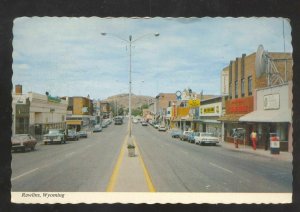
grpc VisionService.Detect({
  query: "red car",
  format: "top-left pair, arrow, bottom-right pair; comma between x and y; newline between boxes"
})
11,134 -> 37,152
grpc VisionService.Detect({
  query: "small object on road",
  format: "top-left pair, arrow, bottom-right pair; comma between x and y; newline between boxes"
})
127,144 -> 135,157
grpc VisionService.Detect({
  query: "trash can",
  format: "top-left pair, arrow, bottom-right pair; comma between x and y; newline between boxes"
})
270,133 -> 280,154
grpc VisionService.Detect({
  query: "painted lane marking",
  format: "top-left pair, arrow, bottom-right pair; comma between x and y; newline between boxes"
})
209,162 -> 233,174
133,136 -> 156,192
106,135 -> 128,192
65,151 -> 76,158
11,168 -> 39,181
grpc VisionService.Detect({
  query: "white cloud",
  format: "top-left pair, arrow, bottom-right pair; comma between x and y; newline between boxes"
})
12,17 -> 292,99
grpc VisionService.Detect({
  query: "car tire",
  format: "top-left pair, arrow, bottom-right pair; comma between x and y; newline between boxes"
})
31,146 -> 35,151
44,141 -> 48,145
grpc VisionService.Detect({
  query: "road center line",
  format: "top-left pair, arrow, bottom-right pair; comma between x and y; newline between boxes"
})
105,134 -> 128,192
11,168 -> 39,181
133,137 -> 156,192
209,162 -> 233,174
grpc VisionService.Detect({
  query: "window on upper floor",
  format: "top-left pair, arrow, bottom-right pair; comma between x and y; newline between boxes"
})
235,80 -> 238,98
241,78 -> 245,97
229,83 -> 232,99
248,76 -> 253,96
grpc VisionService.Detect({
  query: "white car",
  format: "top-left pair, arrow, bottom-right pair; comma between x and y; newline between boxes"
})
158,125 -> 167,131
194,132 -> 219,146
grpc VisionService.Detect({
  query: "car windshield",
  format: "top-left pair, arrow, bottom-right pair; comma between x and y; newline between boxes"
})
48,130 -> 60,134
202,133 -> 214,137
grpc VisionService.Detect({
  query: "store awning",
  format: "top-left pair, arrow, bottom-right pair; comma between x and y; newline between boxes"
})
239,110 -> 291,123
201,119 -> 221,124
217,114 -> 245,122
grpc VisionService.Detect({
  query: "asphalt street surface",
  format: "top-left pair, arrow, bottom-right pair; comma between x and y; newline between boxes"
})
12,119 -> 292,192
133,123 -> 292,192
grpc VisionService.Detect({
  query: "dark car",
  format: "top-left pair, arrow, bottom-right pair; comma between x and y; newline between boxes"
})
114,117 -> 123,125
67,130 -> 80,141
11,134 -> 37,152
78,130 -> 88,138
170,129 -> 181,138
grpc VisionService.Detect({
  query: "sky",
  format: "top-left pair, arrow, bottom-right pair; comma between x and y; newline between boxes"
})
12,17 -> 292,100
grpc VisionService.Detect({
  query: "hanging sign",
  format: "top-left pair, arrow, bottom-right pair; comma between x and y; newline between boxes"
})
188,99 -> 200,107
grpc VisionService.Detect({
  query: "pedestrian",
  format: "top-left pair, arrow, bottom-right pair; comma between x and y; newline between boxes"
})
250,130 -> 257,150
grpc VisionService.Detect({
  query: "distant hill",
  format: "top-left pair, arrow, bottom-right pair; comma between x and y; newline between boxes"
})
104,93 -> 154,109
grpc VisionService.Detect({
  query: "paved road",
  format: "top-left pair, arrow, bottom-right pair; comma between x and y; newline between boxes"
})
11,123 -> 126,192
133,123 -> 292,192
12,120 -> 292,192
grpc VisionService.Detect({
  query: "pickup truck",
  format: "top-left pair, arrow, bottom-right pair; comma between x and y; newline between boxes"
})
43,129 -> 66,145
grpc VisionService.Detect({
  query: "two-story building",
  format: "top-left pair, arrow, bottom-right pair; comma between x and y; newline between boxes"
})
12,85 -> 68,140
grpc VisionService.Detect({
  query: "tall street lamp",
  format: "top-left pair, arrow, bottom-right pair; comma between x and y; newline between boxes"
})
101,32 -> 159,140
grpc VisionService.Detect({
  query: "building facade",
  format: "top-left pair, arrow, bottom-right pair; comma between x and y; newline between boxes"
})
12,85 -> 68,139
65,96 -> 94,131
219,51 -> 293,151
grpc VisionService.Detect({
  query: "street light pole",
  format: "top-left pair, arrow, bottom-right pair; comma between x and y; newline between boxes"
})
101,32 -> 159,140
129,35 -> 132,137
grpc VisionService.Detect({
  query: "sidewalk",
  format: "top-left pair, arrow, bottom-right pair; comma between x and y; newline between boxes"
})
106,135 -> 155,192
220,140 -> 293,162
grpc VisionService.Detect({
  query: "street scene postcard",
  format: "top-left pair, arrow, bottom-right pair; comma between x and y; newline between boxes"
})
11,17 -> 293,204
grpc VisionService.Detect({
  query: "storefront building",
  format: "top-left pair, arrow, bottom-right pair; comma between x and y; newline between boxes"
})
199,96 -> 222,138
66,96 -> 94,131
219,51 -> 292,146
239,82 -> 292,152
12,85 -> 68,139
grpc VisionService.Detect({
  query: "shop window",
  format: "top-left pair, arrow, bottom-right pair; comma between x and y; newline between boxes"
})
241,78 -> 245,97
248,76 -> 253,95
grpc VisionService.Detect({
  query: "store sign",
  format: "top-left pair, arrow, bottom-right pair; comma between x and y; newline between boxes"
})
188,99 -> 200,107
48,95 -> 61,103
226,96 -> 253,114
264,94 -> 280,110
203,107 -> 215,114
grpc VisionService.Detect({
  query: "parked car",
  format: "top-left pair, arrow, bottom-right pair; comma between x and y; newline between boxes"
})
114,117 -> 123,125
67,130 -> 80,141
78,130 -> 88,138
170,129 -> 181,138
180,131 -> 194,141
43,129 -> 66,145
102,122 -> 108,128
187,132 -> 200,143
158,125 -> 167,131
93,124 -> 102,132
11,134 -> 37,152
141,121 -> 148,126
133,119 -> 138,124
194,132 -> 219,145
154,124 -> 160,129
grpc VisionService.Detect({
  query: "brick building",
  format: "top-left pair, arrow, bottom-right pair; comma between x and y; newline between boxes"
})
219,50 -> 293,151
65,96 -> 94,131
